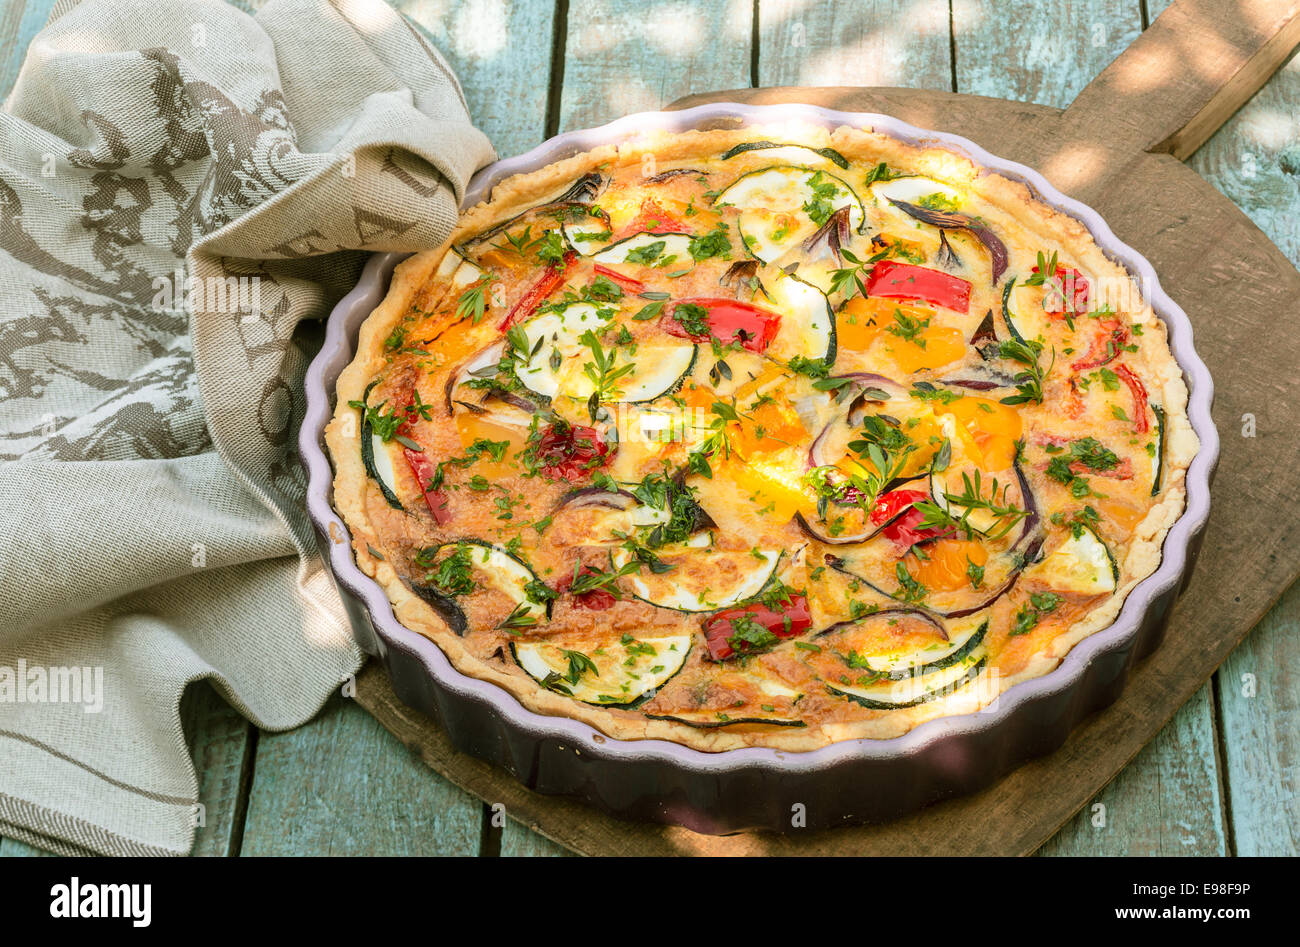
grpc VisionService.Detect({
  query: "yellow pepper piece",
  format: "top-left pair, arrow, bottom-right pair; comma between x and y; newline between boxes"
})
717,452 -> 811,522
908,539 -> 988,592
881,325 -> 967,374
935,397 -> 1022,470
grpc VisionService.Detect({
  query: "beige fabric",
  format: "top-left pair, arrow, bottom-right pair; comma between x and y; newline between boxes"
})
0,0 -> 494,855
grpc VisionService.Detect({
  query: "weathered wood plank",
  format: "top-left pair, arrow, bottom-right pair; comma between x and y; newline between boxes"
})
501,818 -> 574,856
0,0 -> 57,103
947,0 -> 1230,857
240,692 -> 483,856
1037,685 -> 1228,855
757,0 -> 951,91
557,0 -> 754,133
396,0 -> 560,158
0,0 -> 29,100
1150,0 -> 1299,859
0,0 -> 557,160
180,680 -> 256,857
1067,0 -> 1300,160
0,679 -> 253,858
1184,46 -> 1300,263
1215,584 -> 1300,855
0,838 -> 52,857
953,0 -> 1142,108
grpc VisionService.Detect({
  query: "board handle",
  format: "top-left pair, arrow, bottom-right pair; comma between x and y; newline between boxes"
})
1066,0 -> 1300,160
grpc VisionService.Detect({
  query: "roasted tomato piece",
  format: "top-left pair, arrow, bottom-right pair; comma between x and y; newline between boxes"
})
591,263 -> 645,294
1114,363 -> 1150,434
870,488 -> 949,549
615,198 -> 687,239
1032,262 -> 1090,315
703,593 -> 813,661
555,565 -> 617,610
1070,318 -> 1128,370
534,422 -> 612,481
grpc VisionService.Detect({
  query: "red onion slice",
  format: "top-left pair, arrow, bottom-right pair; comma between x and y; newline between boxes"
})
887,198 -> 1008,285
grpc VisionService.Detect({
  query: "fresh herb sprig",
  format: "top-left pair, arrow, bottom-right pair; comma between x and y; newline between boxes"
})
998,336 -> 1054,405
455,276 -> 494,324
1010,591 -> 1063,637
579,329 -> 637,421
886,307 -> 930,347
914,470 -> 1030,541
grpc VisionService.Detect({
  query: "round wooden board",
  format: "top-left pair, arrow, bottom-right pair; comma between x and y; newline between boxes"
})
353,0 -> 1300,855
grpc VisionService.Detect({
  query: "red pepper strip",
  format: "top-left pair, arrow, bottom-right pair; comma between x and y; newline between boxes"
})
870,488 -> 951,550
556,565 -> 615,611
864,260 -> 971,314
1064,377 -> 1086,420
1039,457 -> 1135,480
500,252 -> 577,329
535,422 -> 612,481
1073,458 -> 1134,479
592,263 -> 645,295
1114,364 -> 1150,434
402,448 -> 453,525
661,297 -> 782,353
1032,263 -> 1090,315
386,376 -> 454,524
614,198 -> 687,240
1070,318 -> 1128,370
702,593 -> 813,661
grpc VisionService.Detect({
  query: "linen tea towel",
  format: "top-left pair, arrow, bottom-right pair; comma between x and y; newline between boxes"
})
0,0 -> 494,855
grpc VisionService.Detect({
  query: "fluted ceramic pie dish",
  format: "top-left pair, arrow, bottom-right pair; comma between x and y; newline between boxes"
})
300,102 -> 1217,833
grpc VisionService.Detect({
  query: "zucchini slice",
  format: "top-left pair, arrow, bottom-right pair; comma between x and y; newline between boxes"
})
512,633 -> 691,706
825,654 -> 986,709
563,341 -> 697,405
562,217 -> 616,255
362,428 -> 403,510
618,342 -> 697,403
765,271 -> 837,365
868,175 -> 964,229
1001,277 -> 1051,345
1026,525 -> 1119,595
591,231 -> 694,267
516,302 -> 696,404
358,382 -> 403,510
1150,403 -> 1166,496
645,709 -> 807,728
423,540 -> 552,627
716,166 -> 865,264
720,140 -> 849,168
928,467 -> 1001,534
435,247 -> 486,288
609,544 -> 781,612
515,302 -> 613,399
831,617 -> 989,677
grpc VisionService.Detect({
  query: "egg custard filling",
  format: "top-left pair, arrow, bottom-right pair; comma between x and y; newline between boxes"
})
327,125 -> 1197,750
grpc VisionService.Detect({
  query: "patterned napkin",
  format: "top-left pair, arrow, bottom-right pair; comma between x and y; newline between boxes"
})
0,0 -> 493,855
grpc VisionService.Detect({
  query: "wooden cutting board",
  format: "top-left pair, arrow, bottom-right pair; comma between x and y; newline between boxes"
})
354,0 -> 1300,855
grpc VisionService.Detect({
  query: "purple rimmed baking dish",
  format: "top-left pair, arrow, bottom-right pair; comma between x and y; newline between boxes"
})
299,102 -> 1218,834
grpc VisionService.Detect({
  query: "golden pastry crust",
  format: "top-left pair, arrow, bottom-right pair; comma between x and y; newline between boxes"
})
327,122 -> 1196,751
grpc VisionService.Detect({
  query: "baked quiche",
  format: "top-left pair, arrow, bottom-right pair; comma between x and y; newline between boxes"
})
327,124 -> 1197,751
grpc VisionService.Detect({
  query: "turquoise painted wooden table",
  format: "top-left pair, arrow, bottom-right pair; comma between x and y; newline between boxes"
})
1,0 -> 1295,857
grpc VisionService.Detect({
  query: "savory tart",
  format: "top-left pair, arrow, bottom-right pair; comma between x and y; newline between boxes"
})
327,123 -> 1197,751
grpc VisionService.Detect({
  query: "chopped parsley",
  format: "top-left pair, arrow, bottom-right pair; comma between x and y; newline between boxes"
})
624,240 -> 666,265
688,224 -> 732,261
